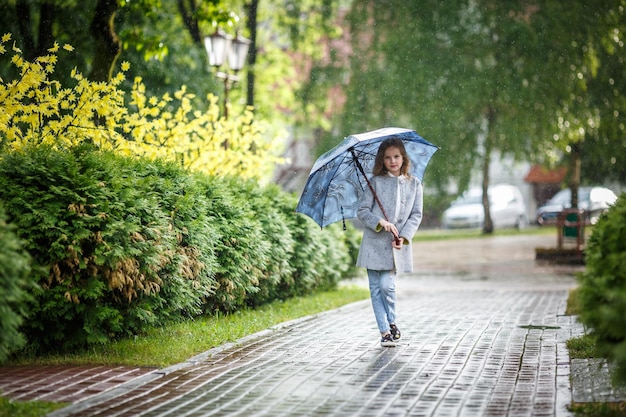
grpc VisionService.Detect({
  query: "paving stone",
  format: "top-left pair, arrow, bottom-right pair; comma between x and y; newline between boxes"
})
0,365 -> 156,403
571,358 -> 626,403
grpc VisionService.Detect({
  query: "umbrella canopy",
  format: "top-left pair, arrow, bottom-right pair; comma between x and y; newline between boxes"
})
296,127 -> 439,228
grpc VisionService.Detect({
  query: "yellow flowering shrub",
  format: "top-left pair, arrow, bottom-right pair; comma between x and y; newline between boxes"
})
0,33 -> 282,181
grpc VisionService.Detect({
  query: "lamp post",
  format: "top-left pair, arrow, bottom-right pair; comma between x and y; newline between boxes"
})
204,29 -> 251,120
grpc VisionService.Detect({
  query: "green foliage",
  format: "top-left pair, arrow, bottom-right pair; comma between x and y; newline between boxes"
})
0,0 -> 345,142
308,0 -> 626,193
0,144 -> 203,350
233,182 -> 298,307
285,212 -> 359,297
0,206 -> 33,362
196,176 -> 359,312
570,402 -> 626,417
0,33 -> 282,183
551,1 -> 626,183
567,334 -> 600,360
198,176 -> 275,312
567,287 -> 583,316
0,145 -> 359,354
578,193 -> 626,385
0,396 -> 64,417
0,3 -> 361,357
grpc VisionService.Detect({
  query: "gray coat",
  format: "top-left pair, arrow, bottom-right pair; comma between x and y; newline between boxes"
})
356,175 -> 423,273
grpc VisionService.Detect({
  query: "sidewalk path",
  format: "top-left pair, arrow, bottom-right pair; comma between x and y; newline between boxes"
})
2,233 -> 587,416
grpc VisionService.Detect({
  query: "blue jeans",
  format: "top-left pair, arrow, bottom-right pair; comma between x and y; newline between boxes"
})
367,269 -> 396,334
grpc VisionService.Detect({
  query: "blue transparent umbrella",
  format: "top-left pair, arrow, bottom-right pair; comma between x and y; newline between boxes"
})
296,127 -> 439,228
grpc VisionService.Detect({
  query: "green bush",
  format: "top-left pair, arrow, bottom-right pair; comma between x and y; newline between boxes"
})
286,211 -> 359,297
578,192 -> 626,385
196,177 -> 359,312
125,160 -> 219,319
234,182 -> 297,307
247,182 -> 361,301
0,144 -> 360,354
0,144 -> 212,350
197,176 -> 275,313
0,205 -> 33,361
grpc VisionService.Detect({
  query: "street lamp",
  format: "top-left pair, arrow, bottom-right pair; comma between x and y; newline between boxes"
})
204,29 -> 251,120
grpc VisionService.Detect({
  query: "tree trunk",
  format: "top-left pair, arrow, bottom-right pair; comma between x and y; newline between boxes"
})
37,2 -> 56,57
482,109 -> 496,235
569,141 -> 582,209
177,0 -> 201,43
481,132 -> 494,234
15,0 -> 55,61
88,0 -> 121,82
15,0 -> 35,59
244,0 -> 259,108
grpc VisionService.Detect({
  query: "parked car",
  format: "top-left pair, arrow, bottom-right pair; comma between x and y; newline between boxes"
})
535,186 -> 618,225
441,184 -> 528,229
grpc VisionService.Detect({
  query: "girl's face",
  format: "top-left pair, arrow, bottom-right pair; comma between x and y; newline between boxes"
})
383,146 -> 404,176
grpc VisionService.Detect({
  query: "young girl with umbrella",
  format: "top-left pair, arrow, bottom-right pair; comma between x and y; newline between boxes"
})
356,137 -> 424,347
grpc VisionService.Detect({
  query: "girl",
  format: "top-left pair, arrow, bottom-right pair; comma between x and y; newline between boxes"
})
356,137 -> 424,347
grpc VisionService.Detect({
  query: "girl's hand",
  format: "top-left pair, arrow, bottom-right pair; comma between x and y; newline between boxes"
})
379,219 -> 399,237
392,237 -> 403,250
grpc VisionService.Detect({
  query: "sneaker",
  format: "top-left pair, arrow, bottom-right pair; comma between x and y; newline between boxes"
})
381,333 -> 396,347
390,324 -> 401,341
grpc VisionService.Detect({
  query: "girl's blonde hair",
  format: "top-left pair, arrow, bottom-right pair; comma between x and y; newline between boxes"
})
373,137 -> 411,177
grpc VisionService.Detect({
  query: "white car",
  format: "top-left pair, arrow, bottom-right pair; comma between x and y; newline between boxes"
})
442,184 -> 528,229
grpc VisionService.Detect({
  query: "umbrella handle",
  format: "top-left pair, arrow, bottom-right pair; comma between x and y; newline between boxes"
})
350,148 -> 401,245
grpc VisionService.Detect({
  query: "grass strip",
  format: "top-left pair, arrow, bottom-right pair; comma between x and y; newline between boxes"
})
413,225 -> 556,241
0,397 -> 65,417
9,285 -> 369,368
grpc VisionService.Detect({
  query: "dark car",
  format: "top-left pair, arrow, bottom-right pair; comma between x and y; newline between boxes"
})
536,186 -> 618,225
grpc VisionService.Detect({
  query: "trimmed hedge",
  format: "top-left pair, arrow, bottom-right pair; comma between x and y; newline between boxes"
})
0,144 -> 359,355
578,192 -> 626,385
0,206 -> 33,362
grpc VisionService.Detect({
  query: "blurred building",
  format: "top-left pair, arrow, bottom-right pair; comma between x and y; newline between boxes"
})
523,165 -> 567,208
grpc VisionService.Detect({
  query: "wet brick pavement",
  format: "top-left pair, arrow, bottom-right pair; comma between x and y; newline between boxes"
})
0,365 -> 156,404
571,359 -> 626,403
3,233 -> 615,416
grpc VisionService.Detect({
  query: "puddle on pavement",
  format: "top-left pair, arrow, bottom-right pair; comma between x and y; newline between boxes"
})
457,272 -> 490,281
518,324 -> 561,330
